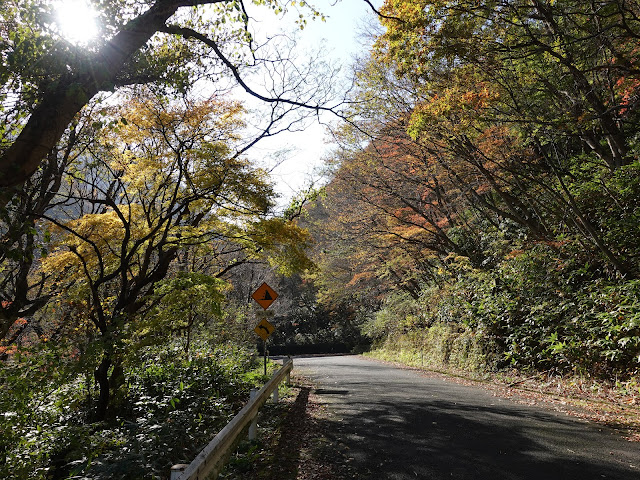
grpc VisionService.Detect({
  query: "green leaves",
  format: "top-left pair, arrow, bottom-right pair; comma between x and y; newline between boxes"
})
0,341 -> 261,479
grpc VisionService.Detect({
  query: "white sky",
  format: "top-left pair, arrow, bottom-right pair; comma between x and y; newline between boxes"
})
240,0 -> 383,208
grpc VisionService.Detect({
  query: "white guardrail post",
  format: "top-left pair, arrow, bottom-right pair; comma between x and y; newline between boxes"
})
248,389 -> 258,440
171,358 -> 293,480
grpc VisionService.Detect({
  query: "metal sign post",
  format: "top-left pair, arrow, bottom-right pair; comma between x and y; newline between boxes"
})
263,339 -> 267,376
254,317 -> 275,376
252,283 -> 278,376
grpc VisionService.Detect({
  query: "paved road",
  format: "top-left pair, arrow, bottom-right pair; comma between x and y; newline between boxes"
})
293,355 -> 639,480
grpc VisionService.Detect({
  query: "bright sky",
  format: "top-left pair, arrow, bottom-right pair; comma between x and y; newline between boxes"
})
54,0 -> 99,44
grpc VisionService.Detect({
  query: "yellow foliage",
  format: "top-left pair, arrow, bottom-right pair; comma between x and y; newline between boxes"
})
41,204 -> 149,278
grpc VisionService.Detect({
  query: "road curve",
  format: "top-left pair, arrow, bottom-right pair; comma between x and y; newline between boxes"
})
293,355 -> 639,480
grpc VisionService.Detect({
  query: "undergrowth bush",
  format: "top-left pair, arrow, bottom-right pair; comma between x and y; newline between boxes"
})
364,248 -> 640,379
0,341 -> 264,480
375,323 -> 499,373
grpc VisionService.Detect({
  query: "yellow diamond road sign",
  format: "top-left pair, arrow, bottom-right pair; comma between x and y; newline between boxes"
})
252,282 -> 278,310
254,318 -> 275,341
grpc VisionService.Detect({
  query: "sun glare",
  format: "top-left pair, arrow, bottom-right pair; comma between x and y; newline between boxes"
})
55,0 -> 99,45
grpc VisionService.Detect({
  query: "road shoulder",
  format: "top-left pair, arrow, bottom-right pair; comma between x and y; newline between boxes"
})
219,374 -> 362,480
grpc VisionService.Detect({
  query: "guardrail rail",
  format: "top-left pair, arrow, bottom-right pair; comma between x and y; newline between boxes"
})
170,358 -> 293,480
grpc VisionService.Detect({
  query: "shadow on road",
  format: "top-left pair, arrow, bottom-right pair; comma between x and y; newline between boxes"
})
293,356 -> 639,480
315,388 -> 638,480
264,385 -> 311,479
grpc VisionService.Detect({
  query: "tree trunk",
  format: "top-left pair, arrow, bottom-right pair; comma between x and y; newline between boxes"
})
94,355 -> 112,422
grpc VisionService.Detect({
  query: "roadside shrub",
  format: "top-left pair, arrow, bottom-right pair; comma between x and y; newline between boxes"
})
378,322 -> 499,373
366,246 -> 640,379
0,344 -> 88,480
0,341 -> 262,480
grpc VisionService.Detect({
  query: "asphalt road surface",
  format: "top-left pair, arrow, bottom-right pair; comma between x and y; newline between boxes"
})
293,355 -> 639,480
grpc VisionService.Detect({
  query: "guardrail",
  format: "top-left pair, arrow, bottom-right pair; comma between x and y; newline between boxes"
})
170,358 -> 293,480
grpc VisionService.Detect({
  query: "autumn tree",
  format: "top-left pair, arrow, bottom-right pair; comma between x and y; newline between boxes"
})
311,51 -> 505,307
374,0 -> 640,277
0,0 -> 345,207
0,0 -> 352,346
38,88 -> 310,419
0,0 -> 363,351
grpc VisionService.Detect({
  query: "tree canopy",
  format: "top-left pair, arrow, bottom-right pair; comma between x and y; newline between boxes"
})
0,0 -> 337,201
304,0 -> 640,375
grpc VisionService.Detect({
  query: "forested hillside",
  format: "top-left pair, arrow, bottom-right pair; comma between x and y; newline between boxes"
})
307,0 -> 640,378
